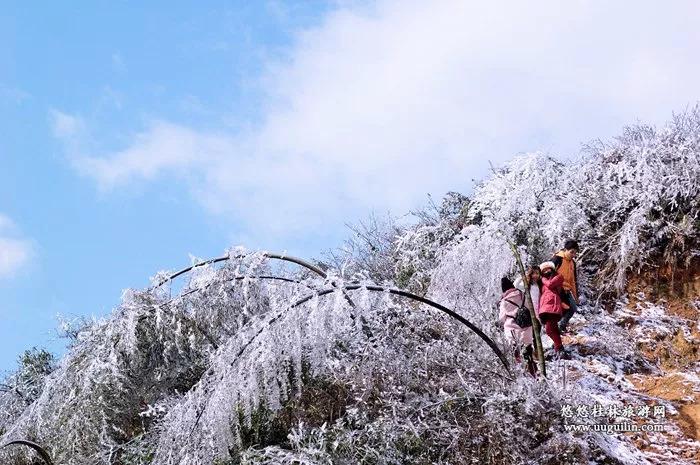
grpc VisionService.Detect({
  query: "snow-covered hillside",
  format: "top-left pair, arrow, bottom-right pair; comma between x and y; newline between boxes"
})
1,109 -> 699,464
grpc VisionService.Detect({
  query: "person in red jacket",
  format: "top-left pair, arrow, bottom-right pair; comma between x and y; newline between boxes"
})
537,261 -> 570,359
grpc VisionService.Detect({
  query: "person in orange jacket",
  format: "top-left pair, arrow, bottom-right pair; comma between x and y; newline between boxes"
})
551,239 -> 580,334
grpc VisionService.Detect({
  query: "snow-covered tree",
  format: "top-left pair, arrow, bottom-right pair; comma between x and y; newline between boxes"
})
576,108 -> 700,294
4,108 -> 700,464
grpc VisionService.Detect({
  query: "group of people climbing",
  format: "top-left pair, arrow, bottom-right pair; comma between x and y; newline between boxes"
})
498,239 -> 581,375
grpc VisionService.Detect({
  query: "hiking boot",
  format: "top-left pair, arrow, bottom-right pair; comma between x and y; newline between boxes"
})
554,348 -> 572,360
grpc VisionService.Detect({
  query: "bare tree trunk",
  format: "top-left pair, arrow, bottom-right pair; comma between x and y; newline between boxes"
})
508,240 -> 547,378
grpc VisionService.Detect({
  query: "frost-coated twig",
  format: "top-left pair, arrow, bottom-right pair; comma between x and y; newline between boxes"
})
0,383 -> 25,401
163,274 -> 318,307
290,284 -> 510,371
153,251 -> 357,308
153,274 -> 324,350
1,440 -> 54,465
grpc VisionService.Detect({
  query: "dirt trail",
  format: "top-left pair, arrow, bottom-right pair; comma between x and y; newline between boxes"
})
553,295 -> 700,465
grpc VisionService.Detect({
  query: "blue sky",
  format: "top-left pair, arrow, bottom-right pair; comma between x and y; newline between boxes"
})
2,0 -> 700,372
0,1 -> 334,371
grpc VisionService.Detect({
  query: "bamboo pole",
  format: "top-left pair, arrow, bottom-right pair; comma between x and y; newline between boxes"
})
507,240 -> 547,378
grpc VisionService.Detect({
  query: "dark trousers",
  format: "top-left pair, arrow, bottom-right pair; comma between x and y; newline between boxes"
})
523,344 -> 537,377
558,291 -> 577,331
514,344 -> 537,377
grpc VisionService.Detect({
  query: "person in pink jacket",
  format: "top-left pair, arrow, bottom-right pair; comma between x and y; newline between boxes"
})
498,277 -> 536,376
537,261 -> 570,359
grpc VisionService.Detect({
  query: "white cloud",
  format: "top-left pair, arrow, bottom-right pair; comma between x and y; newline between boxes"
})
55,0 -> 700,244
0,84 -> 31,104
100,86 -> 124,110
0,214 -> 33,279
112,52 -> 127,73
50,109 -> 85,140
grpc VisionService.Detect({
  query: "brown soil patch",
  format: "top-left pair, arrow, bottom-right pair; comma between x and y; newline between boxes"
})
626,260 -> 700,311
678,403 -> 700,440
628,372 -> 700,445
666,300 -> 700,320
626,261 -> 700,321
665,331 -> 699,368
637,330 -> 699,370
561,334 -> 590,346
628,373 -> 695,402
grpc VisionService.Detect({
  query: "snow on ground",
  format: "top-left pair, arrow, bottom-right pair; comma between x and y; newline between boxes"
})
545,299 -> 700,464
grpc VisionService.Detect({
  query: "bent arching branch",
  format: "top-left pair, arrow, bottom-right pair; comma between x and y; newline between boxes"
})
1,440 -> 54,465
151,253 -> 505,368
155,256 -> 230,288
233,283 -> 509,371
153,252 -> 356,307
154,253 -> 329,289
291,285 -> 510,371
188,281 -> 508,435
166,275 -> 317,306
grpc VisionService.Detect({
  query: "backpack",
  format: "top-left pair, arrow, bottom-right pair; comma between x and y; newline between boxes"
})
504,291 -> 533,328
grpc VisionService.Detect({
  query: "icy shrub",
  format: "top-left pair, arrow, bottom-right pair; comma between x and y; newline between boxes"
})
578,107 -> 700,293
